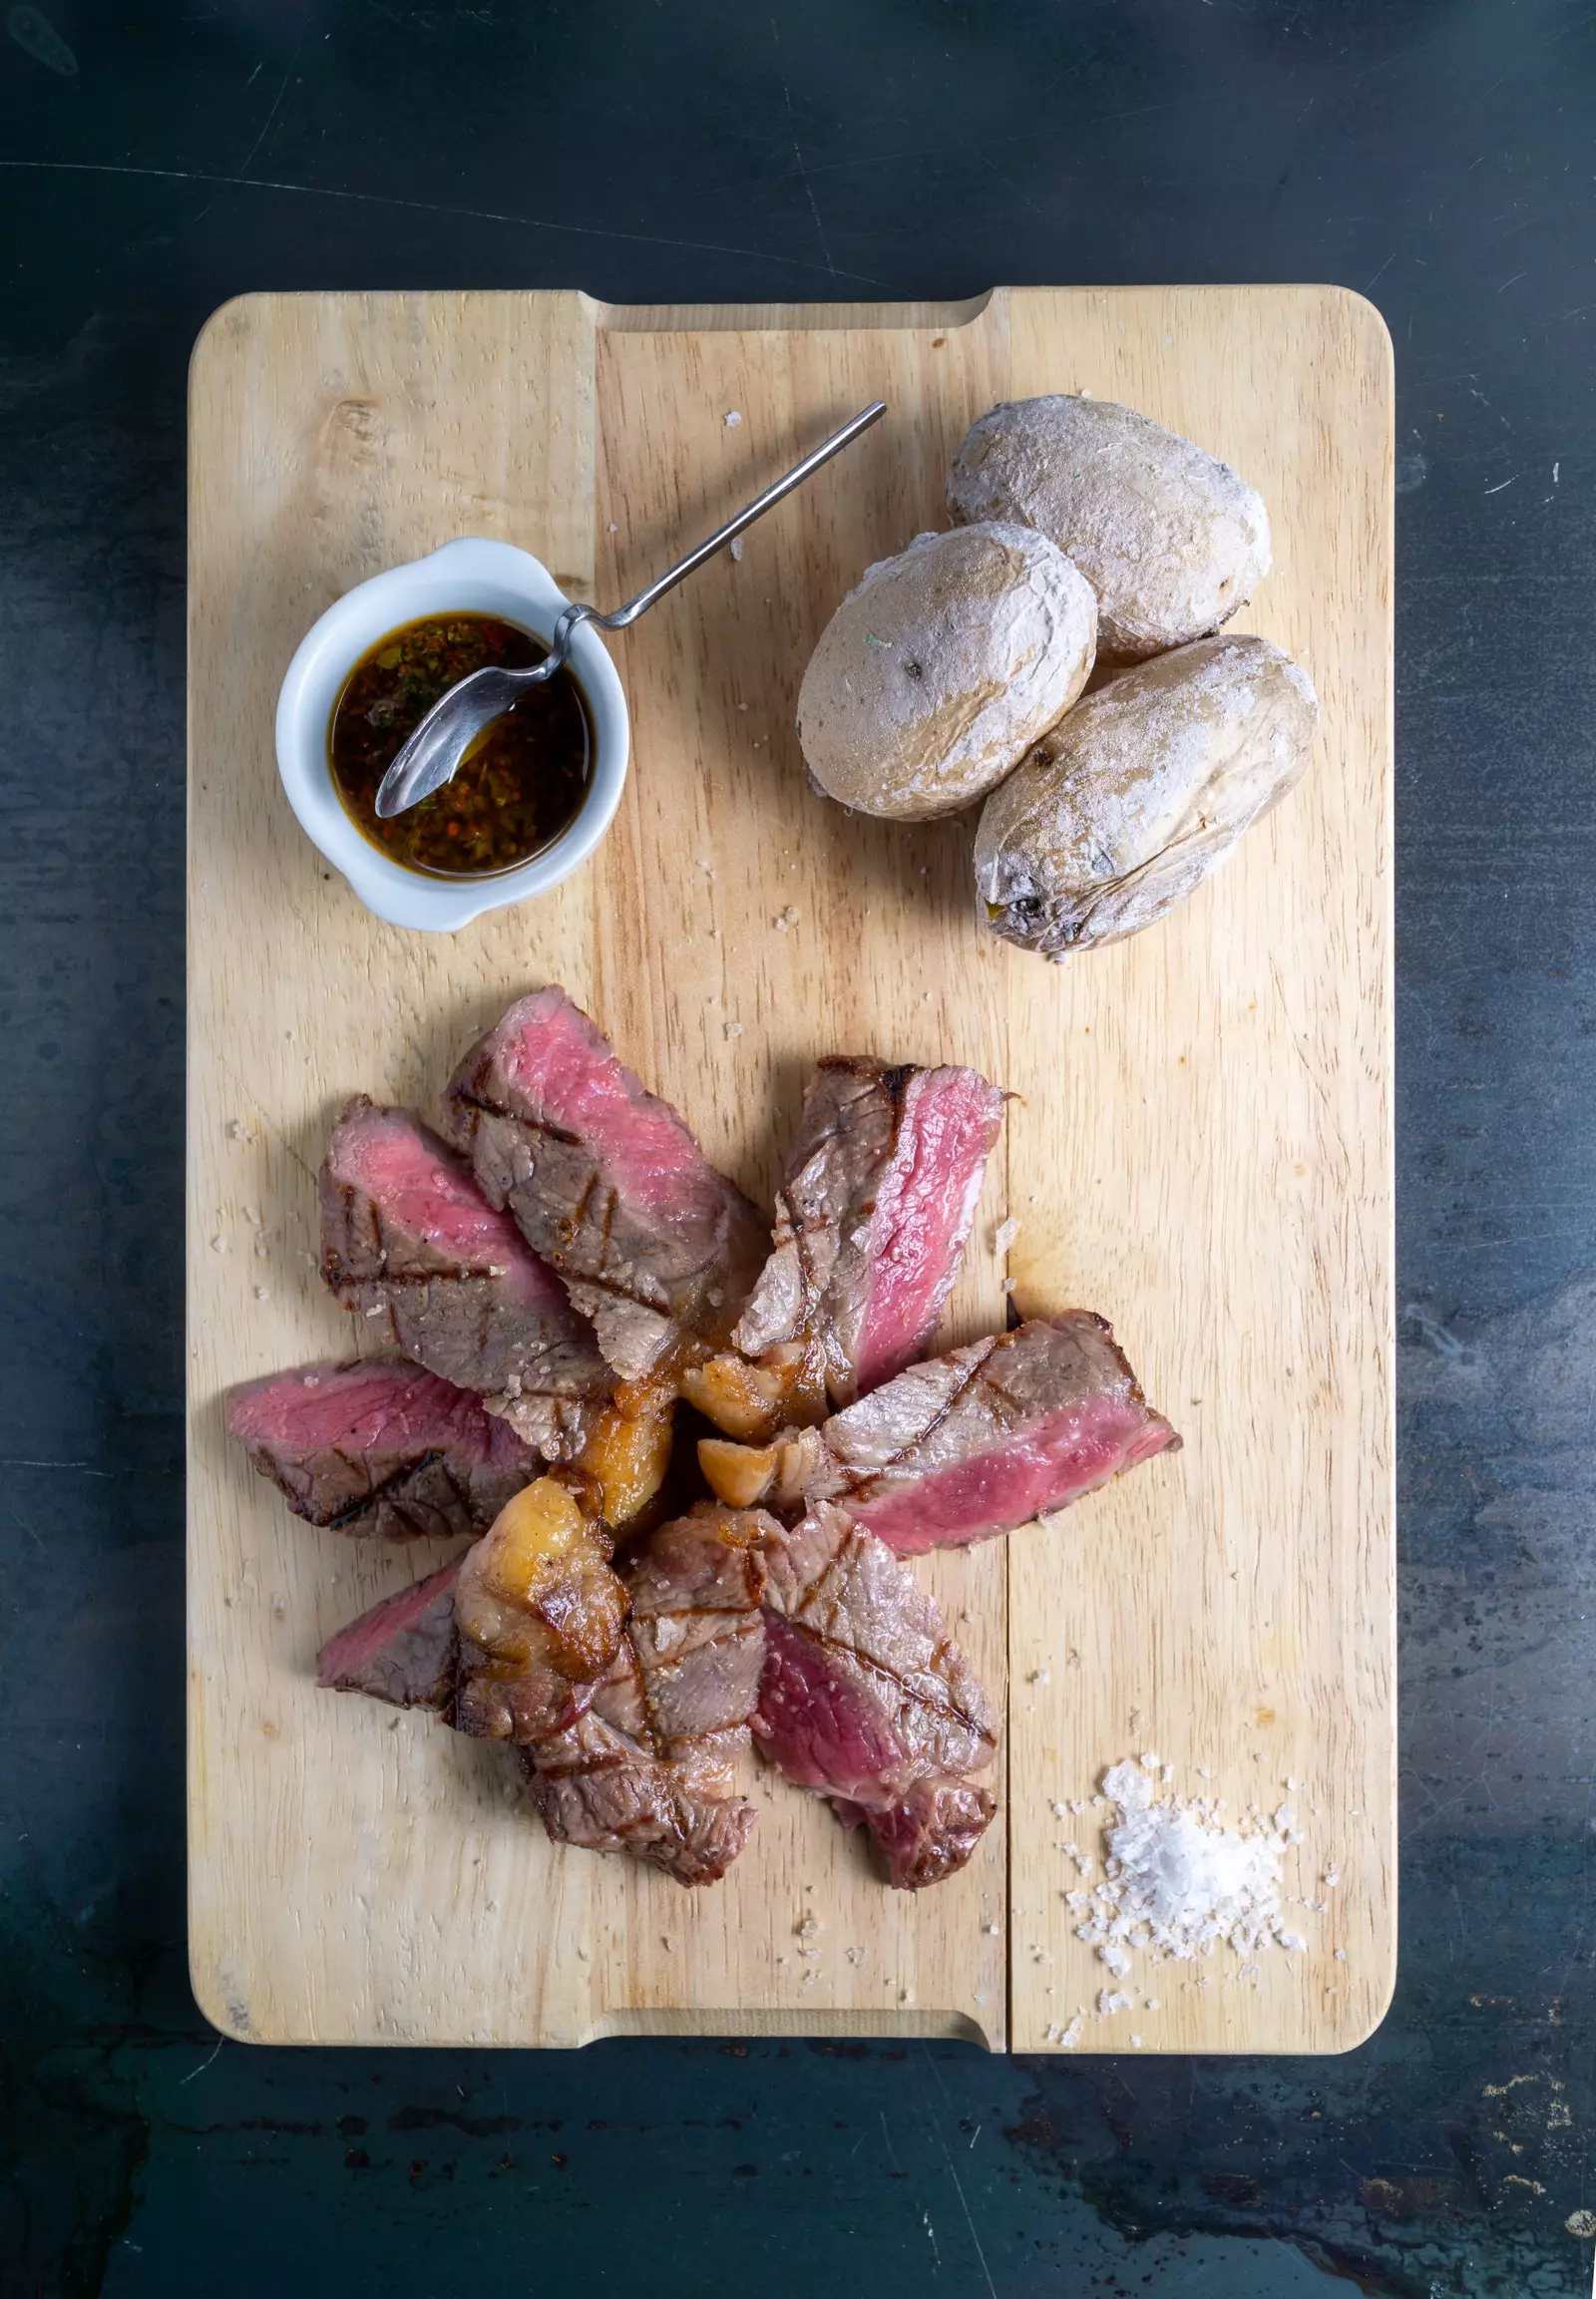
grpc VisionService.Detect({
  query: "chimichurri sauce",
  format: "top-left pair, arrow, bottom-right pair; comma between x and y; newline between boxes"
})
329,612 -> 592,878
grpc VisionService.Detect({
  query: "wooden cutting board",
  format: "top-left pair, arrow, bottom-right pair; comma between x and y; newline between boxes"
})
187,285 -> 1393,2053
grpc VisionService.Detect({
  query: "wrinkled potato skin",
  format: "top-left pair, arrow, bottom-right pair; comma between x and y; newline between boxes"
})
948,396 -> 1271,661
796,523 -> 1096,821
974,634 -> 1319,957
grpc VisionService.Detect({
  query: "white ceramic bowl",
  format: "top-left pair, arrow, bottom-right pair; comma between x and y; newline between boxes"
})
274,539 -> 628,931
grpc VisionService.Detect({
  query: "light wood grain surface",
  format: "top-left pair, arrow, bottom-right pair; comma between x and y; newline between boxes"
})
188,285 -> 1393,2052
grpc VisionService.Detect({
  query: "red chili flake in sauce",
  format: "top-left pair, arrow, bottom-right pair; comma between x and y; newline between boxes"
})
328,612 -> 592,878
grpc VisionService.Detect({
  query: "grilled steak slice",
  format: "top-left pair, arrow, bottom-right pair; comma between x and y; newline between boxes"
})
700,1312 -> 1180,1554
832,1775 -> 997,1893
320,1096 -> 612,1460
519,1503 -> 773,1885
444,987 -> 768,1381
316,1557 -> 463,1709
622,1504 -> 771,1763
754,1502 -> 998,1888
712,1057 -> 1005,1425
226,1358 -> 535,1539
520,1721 -> 759,1887
452,1478 -> 626,1743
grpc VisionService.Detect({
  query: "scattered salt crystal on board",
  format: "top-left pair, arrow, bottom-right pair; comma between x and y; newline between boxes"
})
724,410 -> 742,427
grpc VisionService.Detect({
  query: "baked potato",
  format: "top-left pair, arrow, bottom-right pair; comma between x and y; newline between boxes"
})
796,522 -> 1096,820
948,396 -> 1271,660
973,632 -> 1318,955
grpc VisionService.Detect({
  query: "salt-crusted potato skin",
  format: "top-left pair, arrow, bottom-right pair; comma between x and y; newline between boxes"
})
948,396 -> 1271,661
974,633 -> 1319,957
796,522 -> 1097,821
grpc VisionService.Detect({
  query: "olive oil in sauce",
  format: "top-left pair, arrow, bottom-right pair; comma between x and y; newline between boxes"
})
329,612 -> 592,878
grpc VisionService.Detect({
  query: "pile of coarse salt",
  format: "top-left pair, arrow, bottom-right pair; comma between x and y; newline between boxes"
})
1070,1755 -> 1309,1978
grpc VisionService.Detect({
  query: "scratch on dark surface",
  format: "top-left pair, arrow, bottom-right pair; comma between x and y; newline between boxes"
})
923,2050 -> 999,2299
234,23 -> 308,183
0,161 -> 880,282
1399,1301 -> 1470,1360
0,1458 -> 116,1474
178,2039 -> 223,2087
771,17 -> 837,279
937,2141 -> 998,2299
697,101 -> 1176,199
4,1497 -> 46,1552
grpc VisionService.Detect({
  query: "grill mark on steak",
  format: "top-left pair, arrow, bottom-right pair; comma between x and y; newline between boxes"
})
751,1502 -> 998,1888
826,1338 -> 999,1492
318,1446 -> 445,1530
319,1097 -> 613,1461
722,1314 -> 1181,1554
443,987 -> 767,1381
227,1358 -> 537,1540
516,1503 -> 775,1884
781,1624 -> 993,1746
700,1056 -> 1004,1438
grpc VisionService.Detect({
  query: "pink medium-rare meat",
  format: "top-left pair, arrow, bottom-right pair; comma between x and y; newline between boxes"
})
443,987 -> 768,1381
319,1096 -> 612,1461
519,1505 -> 773,1884
753,1502 -> 998,1888
226,1358 -> 535,1539
807,1313 -> 1179,1552
731,1056 -> 1005,1407
315,1557 -> 463,1710
755,1611 -> 907,1796
704,1313 -> 1180,1554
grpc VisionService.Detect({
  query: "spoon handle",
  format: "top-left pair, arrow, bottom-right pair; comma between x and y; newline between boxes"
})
591,399 -> 888,634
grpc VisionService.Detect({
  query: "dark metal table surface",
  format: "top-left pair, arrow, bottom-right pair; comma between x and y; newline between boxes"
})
3,3 -> 1594,2293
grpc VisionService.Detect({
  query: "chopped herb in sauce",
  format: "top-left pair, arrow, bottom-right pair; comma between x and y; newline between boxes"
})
329,612 -> 592,878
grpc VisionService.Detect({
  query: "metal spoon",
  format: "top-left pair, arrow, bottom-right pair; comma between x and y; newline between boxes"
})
374,399 -> 888,820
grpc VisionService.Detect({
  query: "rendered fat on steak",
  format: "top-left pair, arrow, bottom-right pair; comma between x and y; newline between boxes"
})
703,1312 -> 1180,1555
754,1502 -> 998,1889
226,1358 -> 536,1539
316,1556 -> 463,1709
444,987 -> 768,1381
683,1056 -> 1005,1439
320,1096 -> 612,1461
521,1504 -> 773,1885
452,1479 -> 627,1743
